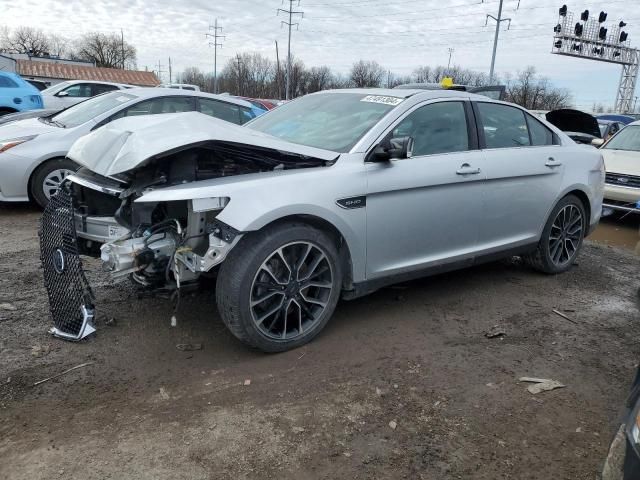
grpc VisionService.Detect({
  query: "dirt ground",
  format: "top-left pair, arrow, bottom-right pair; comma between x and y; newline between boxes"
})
0,202 -> 639,480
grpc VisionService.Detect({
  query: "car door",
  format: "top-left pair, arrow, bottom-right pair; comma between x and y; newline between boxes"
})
365,99 -> 486,279
473,101 -> 565,253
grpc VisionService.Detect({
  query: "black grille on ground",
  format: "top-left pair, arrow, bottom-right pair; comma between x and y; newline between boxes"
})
39,187 -> 94,337
605,172 -> 640,188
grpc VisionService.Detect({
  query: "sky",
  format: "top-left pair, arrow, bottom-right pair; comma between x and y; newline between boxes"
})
1,0 -> 639,108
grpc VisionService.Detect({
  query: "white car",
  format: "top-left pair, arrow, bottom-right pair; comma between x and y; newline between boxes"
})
41,80 -> 132,109
0,88 -> 258,207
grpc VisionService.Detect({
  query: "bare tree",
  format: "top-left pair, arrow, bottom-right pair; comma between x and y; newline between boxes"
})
306,66 -> 333,93
1,26 -> 51,56
504,66 -> 571,110
349,60 -> 385,88
72,32 -> 136,69
181,67 -> 208,91
47,33 -> 70,58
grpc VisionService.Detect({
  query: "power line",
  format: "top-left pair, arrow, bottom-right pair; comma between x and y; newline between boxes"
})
278,0 -> 304,100
205,18 -> 225,93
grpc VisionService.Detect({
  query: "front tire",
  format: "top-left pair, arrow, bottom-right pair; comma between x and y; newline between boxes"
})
525,194 -> 586,274
216,223 -> 343,352
30,158 -> 78,208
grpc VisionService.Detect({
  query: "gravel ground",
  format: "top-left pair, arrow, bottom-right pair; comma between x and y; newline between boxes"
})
0,202 -> 639,480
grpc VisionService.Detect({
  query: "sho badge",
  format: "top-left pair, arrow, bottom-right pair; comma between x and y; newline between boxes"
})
53,248 -> 66,274
336,196 -> 366,209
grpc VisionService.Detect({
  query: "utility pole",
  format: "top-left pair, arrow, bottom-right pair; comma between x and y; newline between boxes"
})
155,60 -> 165,83
275,40 -> 282,99
206,19 -> 225,94
278,1 -> 304,100
168,57 -> 172,83
485,0 -> 512,82
447,48 -> 454,73
120,28 -> 125,69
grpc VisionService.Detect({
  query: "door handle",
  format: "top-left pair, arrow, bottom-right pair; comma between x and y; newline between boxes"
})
545,157 -> 563,168
456,164 -> 481,175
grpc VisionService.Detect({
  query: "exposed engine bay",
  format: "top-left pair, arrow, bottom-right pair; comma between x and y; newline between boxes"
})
69,141 -> 330,290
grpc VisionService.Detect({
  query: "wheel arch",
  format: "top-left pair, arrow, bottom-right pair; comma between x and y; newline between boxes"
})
540,185 -> 594,238
254,214 -> 356,291
27,156 -> 77,202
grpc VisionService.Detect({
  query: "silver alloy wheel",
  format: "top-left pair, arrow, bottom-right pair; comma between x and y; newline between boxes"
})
43,168 -> 74,200
548,204 -> 583,267
250,241 -> 334,340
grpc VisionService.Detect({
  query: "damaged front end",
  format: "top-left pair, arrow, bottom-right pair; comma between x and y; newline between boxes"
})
39,126 -> 333,338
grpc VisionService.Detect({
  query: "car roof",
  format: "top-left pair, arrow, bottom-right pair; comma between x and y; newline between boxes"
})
57,79 -> 131,87
311,87 -> 481,100
121,87 -> 253,108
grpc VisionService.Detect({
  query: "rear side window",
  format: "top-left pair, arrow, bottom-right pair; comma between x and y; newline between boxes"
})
477,103 -> 531,149
0,75 -> 18,88
199,98 -> 242,124
62,83 -> 92,97
91,84 -> 119,96
526,114 -> 554,146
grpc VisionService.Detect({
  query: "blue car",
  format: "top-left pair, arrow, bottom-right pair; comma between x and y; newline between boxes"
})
0,72 -> 43,116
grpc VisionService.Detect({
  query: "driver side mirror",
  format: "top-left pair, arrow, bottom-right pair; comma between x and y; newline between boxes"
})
56,91 -> 69,97
591,138 -> 605,147
370,136 -> 414,162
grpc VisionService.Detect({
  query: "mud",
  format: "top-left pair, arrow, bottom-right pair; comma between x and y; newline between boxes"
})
1,203 -> 639,480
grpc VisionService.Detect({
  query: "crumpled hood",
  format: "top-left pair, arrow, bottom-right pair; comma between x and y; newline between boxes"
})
67,112 -> 340,176
0,117 -> 59,140
545,109 -> 601,139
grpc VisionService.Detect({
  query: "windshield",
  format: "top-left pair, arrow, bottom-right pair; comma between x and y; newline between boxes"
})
41,81 -> 71,95
246,93 -> 402,152
604,125 -> 640,151
49,92 -> 136,128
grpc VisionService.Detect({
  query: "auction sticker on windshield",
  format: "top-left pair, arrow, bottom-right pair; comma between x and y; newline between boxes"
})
360,95 -> 403,106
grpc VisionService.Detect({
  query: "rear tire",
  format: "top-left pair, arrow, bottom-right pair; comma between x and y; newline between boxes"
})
216,222 -> 343,352
30,158 -> 78,208
525,194 -> 586,274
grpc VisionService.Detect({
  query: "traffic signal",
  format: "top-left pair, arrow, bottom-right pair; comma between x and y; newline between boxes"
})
619,21 -> 627,28
593,47 -> 604,56
554,24 -> 562,33
613,50 -> 621,57
559,5 -> 567,16
572,43 -> 582,52
620,31 -> 628,42
580,10 -> 589,22
574,23 -> 583,36
598,11 -> 607,23
554,40 -> 563,48
599,27 -> 608,40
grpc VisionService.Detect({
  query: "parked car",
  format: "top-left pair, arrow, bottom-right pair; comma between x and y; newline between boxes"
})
25,79 -> 49,91
0,72 -> 43,116
0,88 -> 258,207
597,114 -> 636,125
42,88 -> 604,349
41,80 -> 131,109
600,121 -> 640,214
238,97 -> 278,110
601,364 -> 640,479
158,83 -> 201,91
599,119 -> 626,141
545,108 -> 602,144
0,108 -> 62,126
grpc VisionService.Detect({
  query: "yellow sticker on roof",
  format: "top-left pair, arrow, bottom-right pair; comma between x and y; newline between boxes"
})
360,95 -> 403,106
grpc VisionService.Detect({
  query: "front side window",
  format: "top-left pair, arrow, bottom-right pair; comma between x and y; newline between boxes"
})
604,125 -> 640,151
61,83 -> 92,97
247,93 -> 402,152
123,96 -> 196,116
391,101 -> 469,157
477,103 -> 531,149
